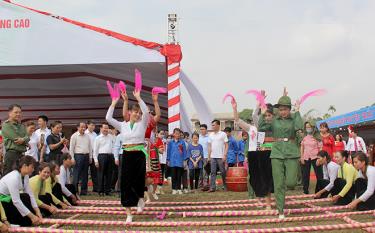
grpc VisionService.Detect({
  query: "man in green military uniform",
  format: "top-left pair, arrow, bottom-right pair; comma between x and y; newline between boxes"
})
258,95 -> 303,219
1,104 -> 30,175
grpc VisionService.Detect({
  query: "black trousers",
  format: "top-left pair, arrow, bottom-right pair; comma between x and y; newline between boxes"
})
52,183 -> 64,202
159,164 -> 167,186
248,151 -> 274,197
111,160 -> 119,191
89,162 -> 98,192
182,169 -> 188,189
39,193 -> 54,217
189,168 -> 200,189
97,154 -> 114,194
355,178 -> 375,211
121,151 -> 145,207
49,184 -> 63,209
72,154 -> 89,195
331,178 -> 355,205
2,193 -> 34,226
52,183 -> 77,206
3,150 -> 24,176
315,179 -> 331,198
170,167 -> 183,190
302,158 -> 323,194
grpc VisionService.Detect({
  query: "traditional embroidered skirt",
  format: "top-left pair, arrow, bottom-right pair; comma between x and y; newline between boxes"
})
146,145 -> 161,184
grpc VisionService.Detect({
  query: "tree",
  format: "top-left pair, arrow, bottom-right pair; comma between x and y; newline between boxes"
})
323,113 -> 331,119
303,109 -> 317,120
239,109 -> 253,122
328,105 -> 336,115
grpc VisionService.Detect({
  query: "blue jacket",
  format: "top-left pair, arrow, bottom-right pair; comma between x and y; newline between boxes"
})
167,139 -> 187,168
237,139 -> 246,162
226,136 -> 239,164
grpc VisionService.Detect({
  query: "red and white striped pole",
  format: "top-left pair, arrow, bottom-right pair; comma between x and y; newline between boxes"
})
165,14 -> 182,133
167,61 -> 181,133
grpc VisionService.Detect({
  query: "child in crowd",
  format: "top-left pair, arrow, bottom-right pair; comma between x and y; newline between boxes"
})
187,133 -> 203,191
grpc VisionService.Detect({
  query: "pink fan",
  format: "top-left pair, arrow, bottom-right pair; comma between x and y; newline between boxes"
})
106,81 -> 120,100
113,84 -> 120,98
245,90 -> 266,109
156,211 -> 167,220
222,93 -> 236,104
135,69 -> 142,91
152,87 -> 167,95
299,89 -> 327,105
118,81 -> 126,93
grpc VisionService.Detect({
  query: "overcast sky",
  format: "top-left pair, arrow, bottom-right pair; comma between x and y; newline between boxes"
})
17,0 -> 375,118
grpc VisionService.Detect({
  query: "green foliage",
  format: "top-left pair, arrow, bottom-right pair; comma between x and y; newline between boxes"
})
328,105 -> 336,115
323,113 -> 332,119
239,108 -> 253,121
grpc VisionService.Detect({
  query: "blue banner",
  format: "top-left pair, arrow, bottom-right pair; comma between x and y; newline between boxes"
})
316,106 -> 375,129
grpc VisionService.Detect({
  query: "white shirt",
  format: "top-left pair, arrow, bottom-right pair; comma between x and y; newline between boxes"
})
235,119 -> 258,152
113,134 -> 125,161
93,134 -> 114,163
85,130 -> 97,153
34,127 -> 51,155
357,165 -> 375,202
322,161 -> 340,192
159,138 -> 167,164
25,133 -> 39,161
248,125 -> 258,152
209,131 -> 228,159
106,100 -> 149,145
58,165 -> 72,197
110,134 -> 117,144
69,132 -> 92,159
199,134 -> 211,159
346,137 -> 367,154
0,171 -> 38,216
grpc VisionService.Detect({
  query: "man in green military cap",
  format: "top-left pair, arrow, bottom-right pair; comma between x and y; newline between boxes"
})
1,104 -> 30,175
258,89 -> 303,219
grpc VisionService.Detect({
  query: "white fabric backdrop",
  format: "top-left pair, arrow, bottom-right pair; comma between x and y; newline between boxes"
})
180,70 -> 213,130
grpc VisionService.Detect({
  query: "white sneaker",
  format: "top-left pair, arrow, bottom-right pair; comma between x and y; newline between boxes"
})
278,214 -> 285,220
183,189 -> 189,194
126,215 -> 133,223
152,193 -> 159,200
172,190 -> 177,195
137,198 -> 145,213
145,199 -> 151,204
178,190 -> 183,195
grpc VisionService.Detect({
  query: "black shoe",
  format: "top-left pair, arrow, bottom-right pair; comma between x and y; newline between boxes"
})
80,192 -> 87,196
303,190 -> 309,194
201,186 -> 209,192
105,192 -> 111,196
